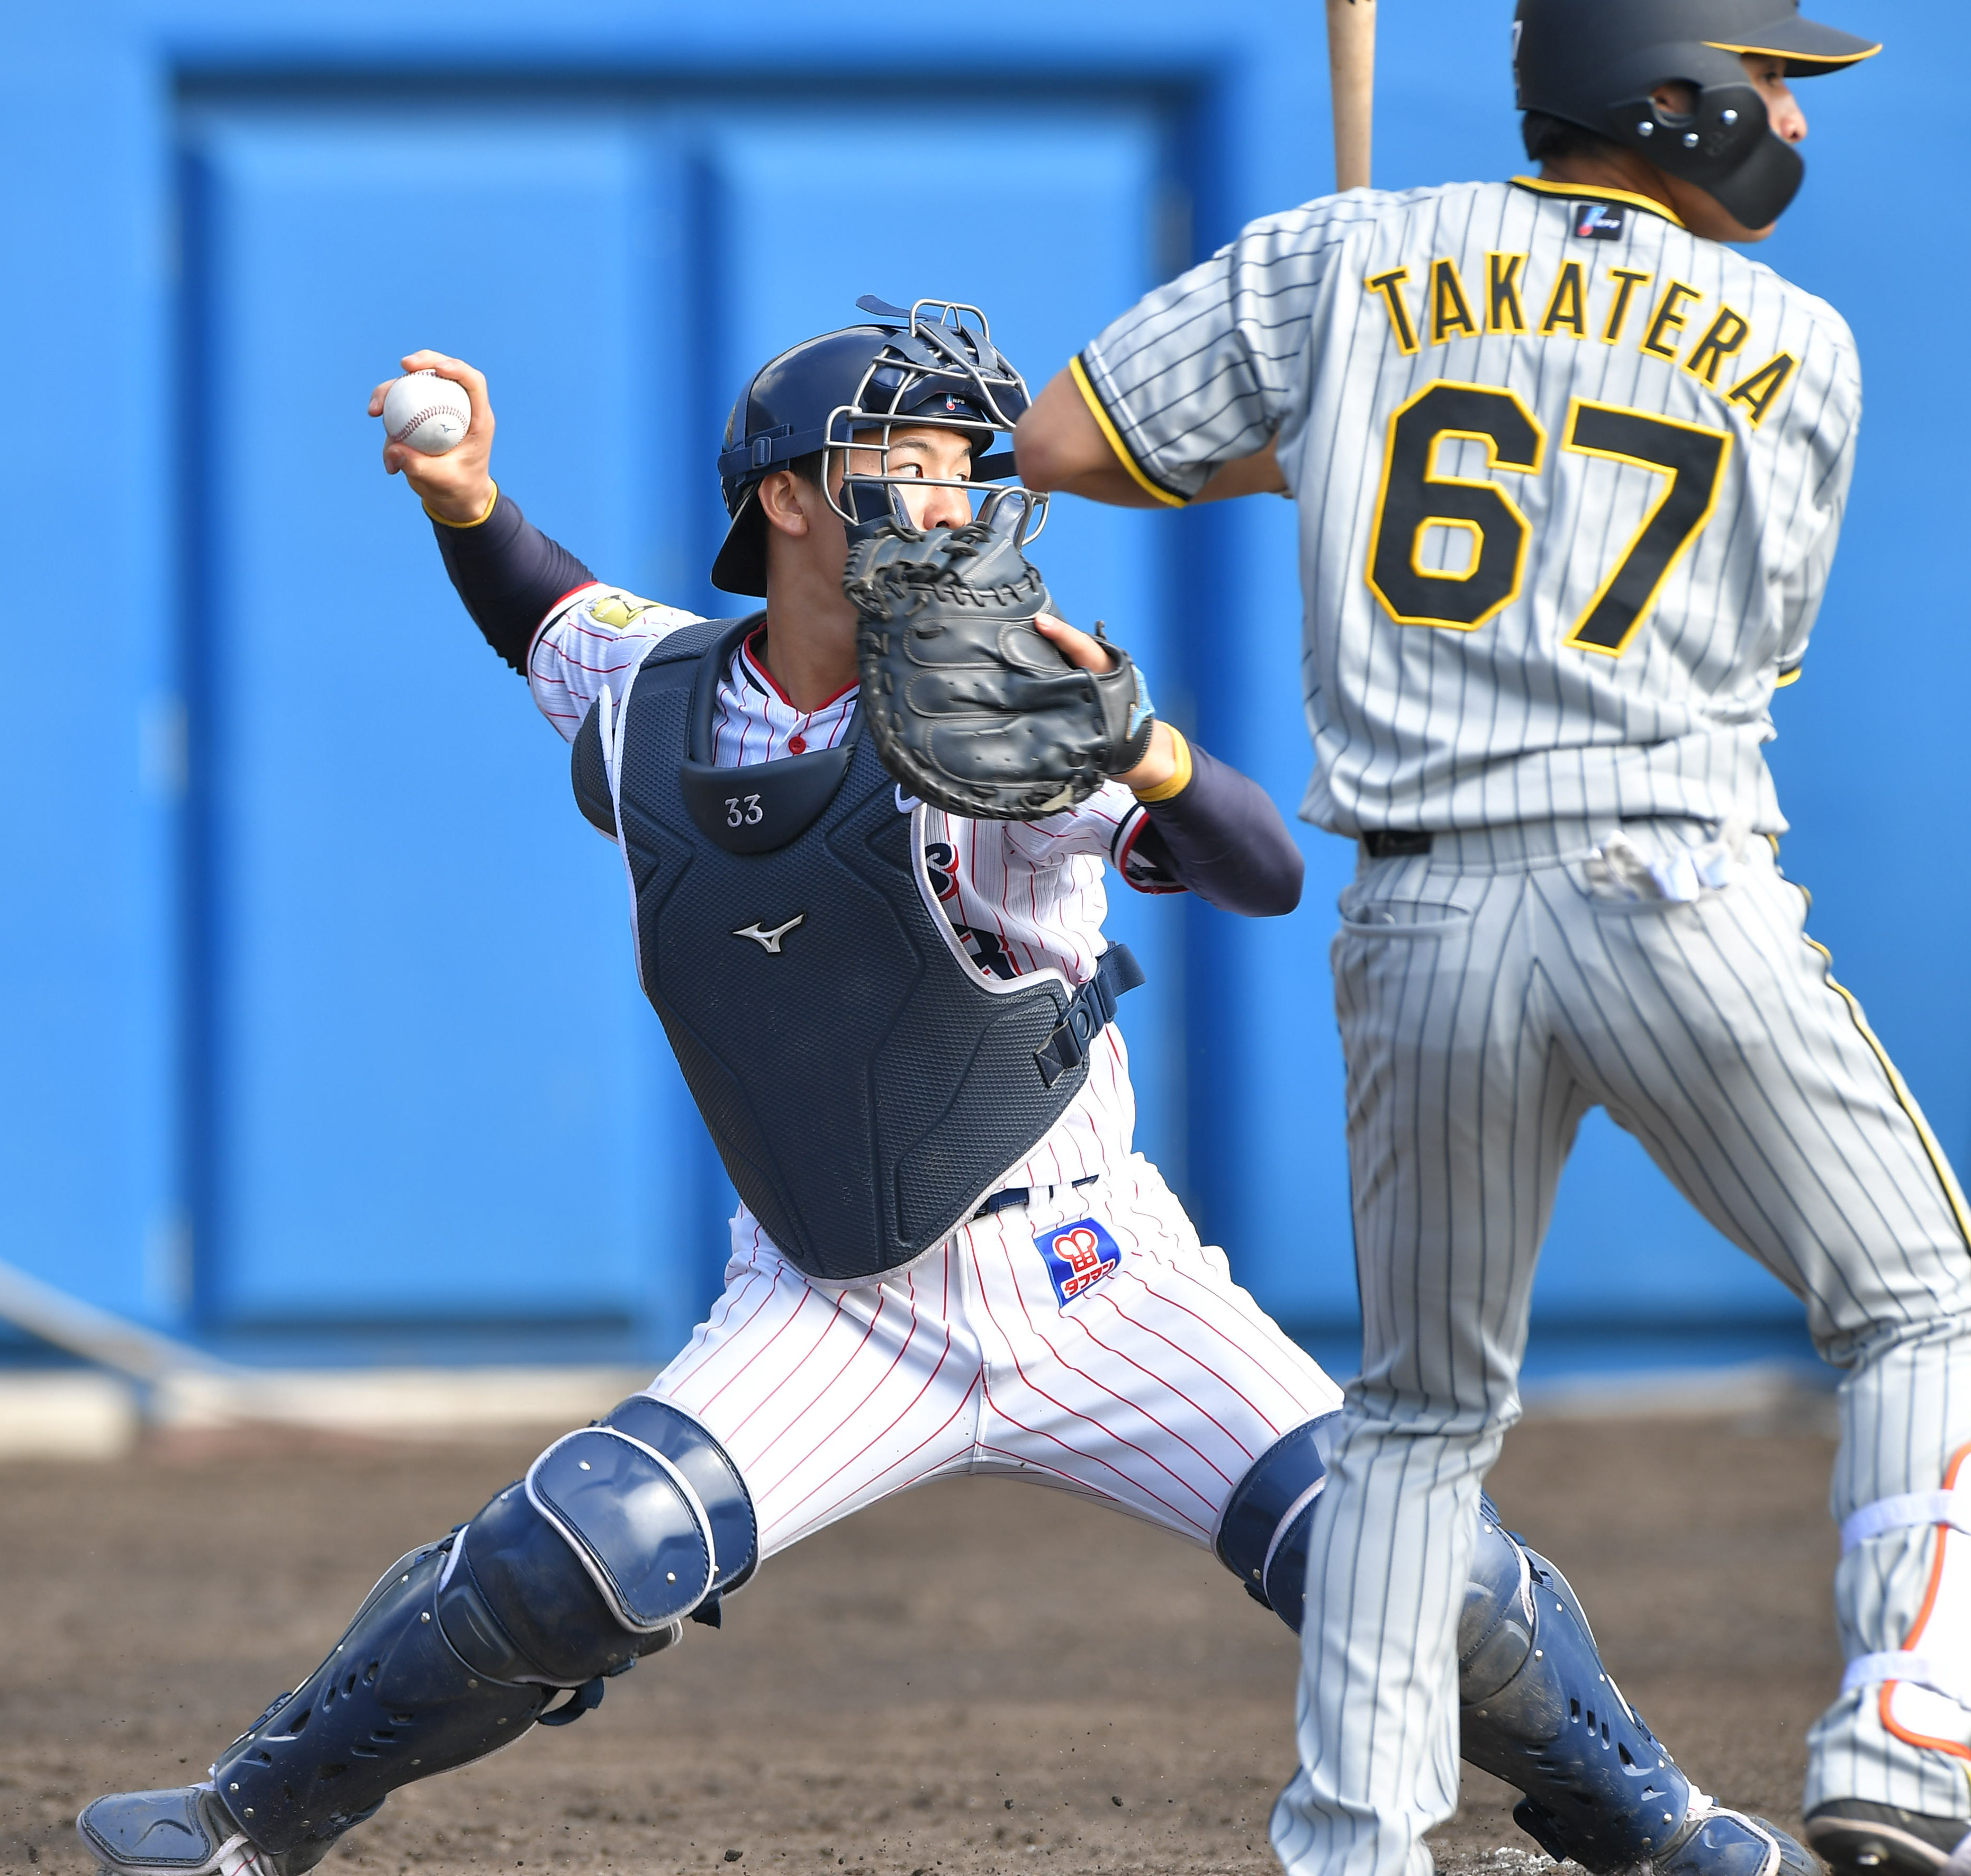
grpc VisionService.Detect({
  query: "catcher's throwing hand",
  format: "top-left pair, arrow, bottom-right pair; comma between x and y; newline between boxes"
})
846,516 -> 1162,819
366,350 -> 497,525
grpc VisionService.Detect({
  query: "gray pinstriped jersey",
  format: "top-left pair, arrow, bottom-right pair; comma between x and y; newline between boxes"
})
1076,178 -> 1861,836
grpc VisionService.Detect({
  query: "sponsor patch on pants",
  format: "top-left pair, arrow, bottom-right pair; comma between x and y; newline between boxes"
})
1035,1218 -> 1122,1305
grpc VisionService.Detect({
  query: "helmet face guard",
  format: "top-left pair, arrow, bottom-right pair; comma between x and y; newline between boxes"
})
711,297 -> 1042,595
1512,0 -> 1879,231
824,299 -> 1044,546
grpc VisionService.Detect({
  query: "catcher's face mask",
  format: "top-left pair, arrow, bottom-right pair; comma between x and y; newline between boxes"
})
825,298 -> 1048,549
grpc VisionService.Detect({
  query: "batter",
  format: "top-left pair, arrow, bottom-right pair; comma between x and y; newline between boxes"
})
1016,7 -> 1971,1876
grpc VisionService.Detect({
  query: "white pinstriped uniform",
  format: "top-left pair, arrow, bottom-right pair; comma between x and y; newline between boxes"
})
1075,179 -> 1856,837
654,1155 -> 1337,1561
1076,179 -> 1971,1872
525,582 -> 1343,1562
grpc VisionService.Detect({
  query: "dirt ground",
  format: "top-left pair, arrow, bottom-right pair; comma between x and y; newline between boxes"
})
0,1400 -> 1845,1876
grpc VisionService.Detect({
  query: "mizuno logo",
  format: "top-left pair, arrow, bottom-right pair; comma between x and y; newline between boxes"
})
733,915 -> 805,954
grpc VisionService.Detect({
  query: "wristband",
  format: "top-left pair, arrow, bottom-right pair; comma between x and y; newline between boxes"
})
425,482 -> 500,529
1131,726 -> 1192,804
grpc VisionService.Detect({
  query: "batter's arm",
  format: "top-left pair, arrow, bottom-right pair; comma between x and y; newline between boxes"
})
1017,367 -> 1287,505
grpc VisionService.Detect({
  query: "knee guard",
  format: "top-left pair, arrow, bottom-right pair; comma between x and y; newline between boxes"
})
1459,1495 -> 1692,1872
1214,1417 -> 1332,1631
205,1398 -> 756,1865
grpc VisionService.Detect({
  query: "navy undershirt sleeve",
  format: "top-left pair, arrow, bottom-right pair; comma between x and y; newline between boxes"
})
1132,742 -> 1304,917
430,498 -> 1299,914
432,491 -> 594,676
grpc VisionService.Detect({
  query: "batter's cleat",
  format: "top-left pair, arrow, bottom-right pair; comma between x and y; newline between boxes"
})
1805,1800 -> 1971,1876
1650,1797 -> 1819,1876
78,1783 -> 334,1876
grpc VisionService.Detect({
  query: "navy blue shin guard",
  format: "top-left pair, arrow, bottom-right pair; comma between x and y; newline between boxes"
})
205,1399 -> 756,1865
1459,1497 -> 1692,1872
1216,1444 -> 1692,1876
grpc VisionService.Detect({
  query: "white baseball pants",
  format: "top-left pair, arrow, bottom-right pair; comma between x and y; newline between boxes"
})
1273,820 -> 1971,1876
645,1152 -> 1344,1564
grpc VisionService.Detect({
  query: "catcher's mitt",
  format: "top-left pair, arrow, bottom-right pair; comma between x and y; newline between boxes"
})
845,518 -> 1156,820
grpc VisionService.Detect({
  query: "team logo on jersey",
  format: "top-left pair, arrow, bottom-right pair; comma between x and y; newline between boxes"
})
1035,1219 -> 1123,1305
1573,201 -> 1626,240
733,914 -> 804,954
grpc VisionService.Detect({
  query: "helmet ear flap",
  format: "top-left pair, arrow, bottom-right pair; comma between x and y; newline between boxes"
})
1511,0 -> 1841,232
1598,76 -> 1803,229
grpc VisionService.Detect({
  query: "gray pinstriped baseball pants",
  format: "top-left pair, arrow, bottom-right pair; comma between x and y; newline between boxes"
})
1271,819 -> 1971,1876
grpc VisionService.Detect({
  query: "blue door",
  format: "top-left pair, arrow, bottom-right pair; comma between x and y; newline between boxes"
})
176,87 -> 1180,1359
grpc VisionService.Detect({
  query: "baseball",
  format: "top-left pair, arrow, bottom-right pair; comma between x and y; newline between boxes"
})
381,368 -> 472,455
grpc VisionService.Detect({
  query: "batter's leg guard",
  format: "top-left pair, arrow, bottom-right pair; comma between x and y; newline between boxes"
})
1461,1496 -> 1813,1876
1804,1447 -> 1971,1876
77,1398 -> 756,1876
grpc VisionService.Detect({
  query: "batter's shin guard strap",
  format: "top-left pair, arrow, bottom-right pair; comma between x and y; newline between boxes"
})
1214,1416 -> 1333,1632
1459,1499 -> 1693,1873
1836,1446 -> 1971,1759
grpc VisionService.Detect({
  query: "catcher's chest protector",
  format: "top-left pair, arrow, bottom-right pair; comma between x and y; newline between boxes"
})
600,617 -> 1129,1283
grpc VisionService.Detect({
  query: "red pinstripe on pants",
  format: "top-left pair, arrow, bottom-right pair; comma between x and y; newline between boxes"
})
645,1152 -> 1343,1562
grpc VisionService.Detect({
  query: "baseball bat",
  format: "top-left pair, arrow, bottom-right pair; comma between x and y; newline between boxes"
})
1326,0 -> 1377,193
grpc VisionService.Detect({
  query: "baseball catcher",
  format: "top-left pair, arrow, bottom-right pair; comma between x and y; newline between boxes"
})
77,299 -> 1804,1876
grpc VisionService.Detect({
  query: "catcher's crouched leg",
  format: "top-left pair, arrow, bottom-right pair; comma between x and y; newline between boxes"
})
1217,1441 -> 1810,1876
77,1399 -> 756,1876
1460,1498 -> 1812,1876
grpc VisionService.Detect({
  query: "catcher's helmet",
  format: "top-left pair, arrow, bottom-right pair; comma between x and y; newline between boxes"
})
1513,0 -> 1878,230
711,296 -> 1030,596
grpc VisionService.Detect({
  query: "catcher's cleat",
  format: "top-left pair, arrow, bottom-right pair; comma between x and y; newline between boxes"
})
1650,1797 -> 1820,1876
77,1782 -> 329,1876
1805,1799 -> 1971,1876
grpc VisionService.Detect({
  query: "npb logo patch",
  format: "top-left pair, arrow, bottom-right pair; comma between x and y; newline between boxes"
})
1036,1218 -> 1123,1305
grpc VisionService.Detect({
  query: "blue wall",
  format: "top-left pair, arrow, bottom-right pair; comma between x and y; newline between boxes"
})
0,0 -> 1956,1376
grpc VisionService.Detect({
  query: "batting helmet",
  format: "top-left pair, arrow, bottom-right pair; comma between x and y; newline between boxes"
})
711,296 -> 1029,596
1512,0 -> 1878,231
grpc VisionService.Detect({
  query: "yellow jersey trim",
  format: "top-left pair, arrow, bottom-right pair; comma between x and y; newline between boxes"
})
1511,176 -> 1687,230
1069,355 -> 1188,509
1704,39 -> 1880,69
426,482 -> 499,528
1131,725 -> 1193,804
